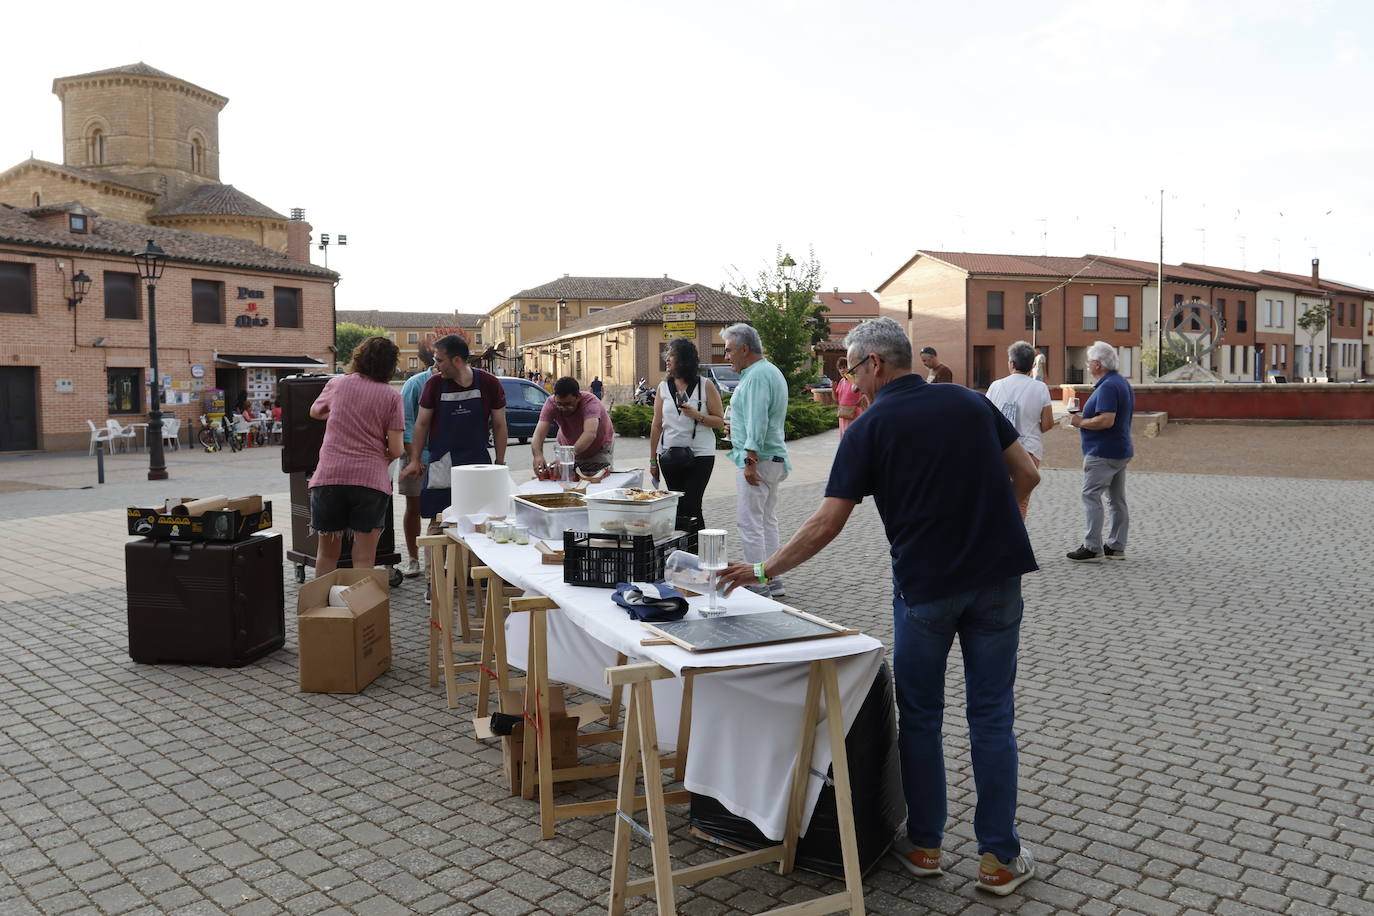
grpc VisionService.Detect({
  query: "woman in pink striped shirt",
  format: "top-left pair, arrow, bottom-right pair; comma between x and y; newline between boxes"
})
308,336 -> 406,576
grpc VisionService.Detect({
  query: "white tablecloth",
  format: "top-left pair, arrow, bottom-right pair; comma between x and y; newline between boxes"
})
450,528 -> 884,840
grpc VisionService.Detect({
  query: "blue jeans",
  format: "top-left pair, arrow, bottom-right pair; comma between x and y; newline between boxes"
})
893,575 -> 1023,861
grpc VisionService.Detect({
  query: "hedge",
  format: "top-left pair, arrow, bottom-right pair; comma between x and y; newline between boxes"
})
610,398 -> 836,445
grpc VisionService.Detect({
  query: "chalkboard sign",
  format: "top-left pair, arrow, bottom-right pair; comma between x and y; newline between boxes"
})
642,608 -> 857,653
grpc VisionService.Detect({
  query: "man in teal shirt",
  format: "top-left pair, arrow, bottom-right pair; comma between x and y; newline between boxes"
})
721,323 -> 791,597
398,354 -> 436,576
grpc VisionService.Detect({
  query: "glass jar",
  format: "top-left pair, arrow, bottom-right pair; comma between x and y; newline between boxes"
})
489,521 -> 510,544
513,524 -> 530,545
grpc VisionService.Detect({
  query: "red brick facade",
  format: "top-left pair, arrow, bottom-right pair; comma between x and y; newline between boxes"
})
0,244 -> 334,451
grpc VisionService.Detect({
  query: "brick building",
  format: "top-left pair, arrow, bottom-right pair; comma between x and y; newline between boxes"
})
0,64 -> 335,452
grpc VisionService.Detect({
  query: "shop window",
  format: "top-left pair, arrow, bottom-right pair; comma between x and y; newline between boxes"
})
986,291 -> 1004,330
1114,295 -> 1129,331
0,262 -> 34,314
1082,294 -> 1098,331
104,271 -> 140,320
273,286 -> 301,328
192,279 -> 224,324
107,368 -> 141,414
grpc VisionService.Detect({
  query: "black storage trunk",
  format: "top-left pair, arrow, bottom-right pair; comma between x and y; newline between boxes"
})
125,533 -> 285,667
689,661 -> 903,879
278,374 -> 400,583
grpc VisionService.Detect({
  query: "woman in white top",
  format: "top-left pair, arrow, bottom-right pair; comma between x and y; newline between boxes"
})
649,338 -> 725,531
985,340 -> 1055,519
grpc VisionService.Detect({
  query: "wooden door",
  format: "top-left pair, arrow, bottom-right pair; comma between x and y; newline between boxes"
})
0,367 -> 38,450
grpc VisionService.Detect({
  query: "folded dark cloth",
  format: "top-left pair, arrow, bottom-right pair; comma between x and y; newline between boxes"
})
612,582 -> 688,622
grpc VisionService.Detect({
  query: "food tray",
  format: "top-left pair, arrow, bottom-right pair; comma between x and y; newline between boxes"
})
583,488 -> 681,541
512,493 -> 588,542
562,530 -> 698,588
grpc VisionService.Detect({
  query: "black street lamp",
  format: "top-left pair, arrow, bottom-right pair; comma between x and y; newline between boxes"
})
134,240 -> 168,481
67,270 -> 92,308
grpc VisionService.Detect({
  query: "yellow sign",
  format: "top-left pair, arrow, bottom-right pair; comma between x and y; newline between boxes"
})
664,327 -> 697,340
663,320 -> 697,332
662,302 -> 697,314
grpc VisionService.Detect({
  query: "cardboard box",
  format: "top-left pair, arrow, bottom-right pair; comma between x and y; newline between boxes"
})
500,686 -> 581,789
127,495 -> 272,542
296,569 -> 391,693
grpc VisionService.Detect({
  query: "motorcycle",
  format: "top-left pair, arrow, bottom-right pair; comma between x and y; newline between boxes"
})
633,378 -> 656,406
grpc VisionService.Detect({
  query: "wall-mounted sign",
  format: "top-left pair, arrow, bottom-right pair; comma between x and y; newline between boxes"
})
234,315 -> 271,328
237,287 -> 265,299
190,364 -> 205,378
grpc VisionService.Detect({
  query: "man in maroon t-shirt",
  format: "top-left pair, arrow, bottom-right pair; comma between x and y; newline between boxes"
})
403,335 -> 507,521
532,376 -> 614,474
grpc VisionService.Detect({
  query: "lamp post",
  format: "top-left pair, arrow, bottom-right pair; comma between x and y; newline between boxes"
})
67,270 -> 91,308
134,240 -> 168,481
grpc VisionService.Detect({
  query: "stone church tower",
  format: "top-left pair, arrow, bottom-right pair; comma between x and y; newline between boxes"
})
0,63 -> 308,258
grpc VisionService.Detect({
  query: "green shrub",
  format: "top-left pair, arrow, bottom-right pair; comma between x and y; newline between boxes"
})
615,397 -> 837,446
610,404 -> 654,438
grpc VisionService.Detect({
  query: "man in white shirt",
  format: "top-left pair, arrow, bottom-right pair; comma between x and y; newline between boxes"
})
985,341 -> 1054,518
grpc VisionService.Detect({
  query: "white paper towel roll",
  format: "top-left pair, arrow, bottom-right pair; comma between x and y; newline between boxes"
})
450,464 -> 514,517
328,585 -> 351,607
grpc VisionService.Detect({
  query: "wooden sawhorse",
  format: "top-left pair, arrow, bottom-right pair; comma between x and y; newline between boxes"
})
605,658 -> 865,916
420,533 -> 527,718
513,596 -> 696,840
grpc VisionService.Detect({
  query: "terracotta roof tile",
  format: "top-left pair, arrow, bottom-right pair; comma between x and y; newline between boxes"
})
152,184 -> 285,220
919,251 -> 1154,281
0,158 -> 156,196
1259,269 -> 1373,296
0,204 -> 336,280
815,291 -> 879,316
1180,263 -> 1323,294
514,276 -> 690,301
336,310 -> 484,329
1094,256 -> 1260,287
524,283 -> 749,344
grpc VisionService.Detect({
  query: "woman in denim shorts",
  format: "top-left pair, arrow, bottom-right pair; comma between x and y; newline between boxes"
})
307,336 -> 406,576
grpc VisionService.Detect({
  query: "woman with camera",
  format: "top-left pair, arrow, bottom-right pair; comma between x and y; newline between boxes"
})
649,338 -> 725,532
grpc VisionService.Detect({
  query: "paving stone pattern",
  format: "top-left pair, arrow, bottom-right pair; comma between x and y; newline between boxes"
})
2,465 -> 1373,914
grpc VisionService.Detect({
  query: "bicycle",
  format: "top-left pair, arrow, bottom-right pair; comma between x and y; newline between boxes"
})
198,415 -> 246,452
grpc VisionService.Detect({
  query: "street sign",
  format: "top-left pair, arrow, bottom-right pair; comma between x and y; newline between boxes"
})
662,293 -> 698,306
663,327 -> 696,340
663,320 -> 696,332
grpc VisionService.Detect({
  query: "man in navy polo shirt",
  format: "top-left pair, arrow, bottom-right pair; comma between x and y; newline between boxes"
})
719,317 -> 1042,897
1066,340 -> 1134,562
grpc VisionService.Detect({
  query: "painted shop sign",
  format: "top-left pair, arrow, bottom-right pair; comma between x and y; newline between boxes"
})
237,287 -> 265,299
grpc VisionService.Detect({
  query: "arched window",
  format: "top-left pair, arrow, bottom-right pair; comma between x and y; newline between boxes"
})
190,134 -> 206,174
88,127 -> 105,165
32,192 -> 41,207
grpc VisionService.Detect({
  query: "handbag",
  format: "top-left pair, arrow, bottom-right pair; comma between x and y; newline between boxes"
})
836,404 -> 857,419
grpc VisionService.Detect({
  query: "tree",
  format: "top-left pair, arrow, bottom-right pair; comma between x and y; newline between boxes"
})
335,322 -> 387,368
729,246 -> 825,397
1141,342 -> 1188,377
1296,301 -> 1332,378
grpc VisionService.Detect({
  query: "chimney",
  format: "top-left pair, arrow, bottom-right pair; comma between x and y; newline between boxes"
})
286,218 -> 312,263
1311,258 -> 1320,285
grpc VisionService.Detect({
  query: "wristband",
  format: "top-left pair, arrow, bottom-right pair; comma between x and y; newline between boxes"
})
754,562 -> 768,584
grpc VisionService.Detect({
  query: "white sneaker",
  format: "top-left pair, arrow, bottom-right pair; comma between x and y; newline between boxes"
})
977,846 -> 1036,896
400,556 -> 421,578
768,580 -> 787,598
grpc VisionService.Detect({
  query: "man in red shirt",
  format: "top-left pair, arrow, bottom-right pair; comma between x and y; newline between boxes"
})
531,377 -> 614,475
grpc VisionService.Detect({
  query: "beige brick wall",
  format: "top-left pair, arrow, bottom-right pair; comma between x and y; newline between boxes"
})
879,258 -> 969,381
0,245 -> 333,452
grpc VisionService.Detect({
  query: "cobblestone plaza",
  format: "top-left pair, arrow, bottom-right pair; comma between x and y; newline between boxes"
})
1,434 -> 1372,915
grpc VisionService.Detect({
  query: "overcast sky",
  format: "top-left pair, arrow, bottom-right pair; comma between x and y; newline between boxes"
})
4,0 -> 1371,312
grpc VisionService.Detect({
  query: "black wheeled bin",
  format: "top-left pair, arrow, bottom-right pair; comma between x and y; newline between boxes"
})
278,374 -> 401,585
125,533 -> 285,666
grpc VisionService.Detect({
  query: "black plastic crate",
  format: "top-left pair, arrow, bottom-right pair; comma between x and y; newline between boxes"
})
562,530 -> 698,588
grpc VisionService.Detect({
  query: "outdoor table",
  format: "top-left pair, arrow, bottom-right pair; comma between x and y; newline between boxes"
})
126,422 -> 149,450
433,521 -> 882,914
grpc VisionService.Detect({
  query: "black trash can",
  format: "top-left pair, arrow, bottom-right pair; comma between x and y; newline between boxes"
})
278,374 -> 401,585
688,661 -> 904,878
125,533 -> 285,667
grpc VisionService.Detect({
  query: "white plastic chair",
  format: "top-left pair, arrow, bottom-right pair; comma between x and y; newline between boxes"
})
161,417 -> 181,451
231,414 -> 254,447
270,420 -> 283,444
106,419 -> 136,452
86,420 -> 115,455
